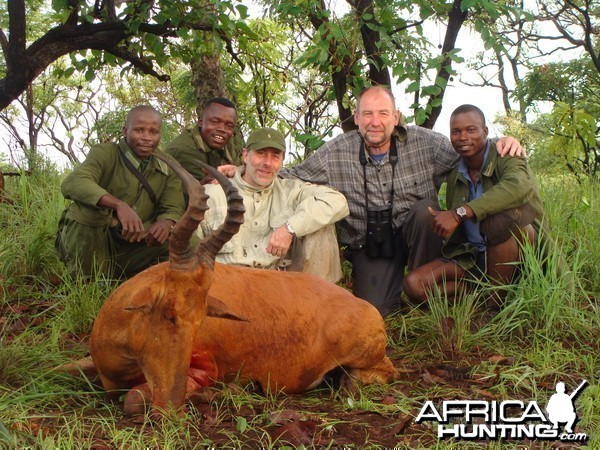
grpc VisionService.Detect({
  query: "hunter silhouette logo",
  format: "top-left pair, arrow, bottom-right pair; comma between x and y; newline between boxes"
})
416,379 -> 589,441
546,380 -> 588,434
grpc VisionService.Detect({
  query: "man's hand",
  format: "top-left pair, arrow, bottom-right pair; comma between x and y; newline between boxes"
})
98,194 -> 145,242
496,136 -> 526,157
217,164 -> 237,178
429,207 -> 460,239
146,219 -> 174,246
266,225 -> 294,258
114,202 -> 146,242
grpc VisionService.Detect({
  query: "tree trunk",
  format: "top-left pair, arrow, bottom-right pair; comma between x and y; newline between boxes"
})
422,0 -> 468,129
191,55 -> 228,118
190,52 -> 244,148
354,0 -> 391,87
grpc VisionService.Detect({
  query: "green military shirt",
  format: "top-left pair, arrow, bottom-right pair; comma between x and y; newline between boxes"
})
164,126 -> 241,181
442,142 -> 546,268
61,139 -> 184,228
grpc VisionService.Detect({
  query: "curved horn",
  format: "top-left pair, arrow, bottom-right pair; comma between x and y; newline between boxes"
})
195,161 -> 245,268
152,152 -> 209,270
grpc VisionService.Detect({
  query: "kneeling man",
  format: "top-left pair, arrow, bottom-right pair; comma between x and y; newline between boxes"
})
197,128 -> 349,282
403,104 -> 546,305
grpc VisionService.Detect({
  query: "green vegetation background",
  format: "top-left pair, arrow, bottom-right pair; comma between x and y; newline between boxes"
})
0,167 -> 597,448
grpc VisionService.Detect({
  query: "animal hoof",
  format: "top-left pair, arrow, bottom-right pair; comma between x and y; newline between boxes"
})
123,384 -> 152,417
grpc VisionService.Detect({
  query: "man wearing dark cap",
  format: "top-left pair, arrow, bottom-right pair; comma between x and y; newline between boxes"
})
197,127 -> 349,282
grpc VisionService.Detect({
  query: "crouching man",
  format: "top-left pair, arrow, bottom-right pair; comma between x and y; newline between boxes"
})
198,128 -> 349,282
403,104 -> 546,306
56,106 -> 185,279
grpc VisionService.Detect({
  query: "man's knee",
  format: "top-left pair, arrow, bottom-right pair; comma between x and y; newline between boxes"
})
407,199 -> 439,227
349,253 -> 404,315
58,226 -> 110,278
296,224 -> 342,283
403,272 -> 427,303
481,203 -> 537,246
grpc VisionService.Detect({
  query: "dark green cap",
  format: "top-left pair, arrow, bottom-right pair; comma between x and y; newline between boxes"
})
246,128 -> 286,153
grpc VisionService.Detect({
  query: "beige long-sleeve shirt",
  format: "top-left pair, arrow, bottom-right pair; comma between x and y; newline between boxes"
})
197,167 -> 349,268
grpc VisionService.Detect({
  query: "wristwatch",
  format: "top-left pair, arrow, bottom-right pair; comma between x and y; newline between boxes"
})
286,221 -> 296,235
455,206 -> 468,222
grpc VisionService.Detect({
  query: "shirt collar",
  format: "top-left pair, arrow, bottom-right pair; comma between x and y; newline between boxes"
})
457,140 -> 490,178
191,126 -> 211,153
118,139 -> 169,175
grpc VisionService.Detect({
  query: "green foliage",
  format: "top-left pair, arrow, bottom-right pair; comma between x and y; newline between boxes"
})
0,161 -> 597,447
516,59 -> 598,106
225,18 -> 293,131
495,55 -> 600,178
0,169 -> 64,280
548,104 -> 598,175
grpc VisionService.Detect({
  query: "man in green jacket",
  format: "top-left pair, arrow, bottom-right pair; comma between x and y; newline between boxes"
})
56,105 -> 185,279
403,104 -> 545,305
164,97 -> 241,184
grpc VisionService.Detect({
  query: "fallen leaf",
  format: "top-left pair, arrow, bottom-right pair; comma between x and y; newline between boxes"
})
427,364 -> 472,381
268,409 -> 303,425
390,414 -> 412,435
473,388 -> 497,399
488,354 -> 515,365
91,442 -> 112,450
270,419 -> 319,446
380,395 -> 397,405
421,369 -> 446,385
440,317 -> 456,335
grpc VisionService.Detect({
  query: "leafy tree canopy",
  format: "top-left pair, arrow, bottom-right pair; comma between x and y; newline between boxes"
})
0,0 -> 250,110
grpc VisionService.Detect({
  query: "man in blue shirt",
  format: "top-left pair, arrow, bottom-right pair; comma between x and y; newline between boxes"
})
403,104 -> 545,307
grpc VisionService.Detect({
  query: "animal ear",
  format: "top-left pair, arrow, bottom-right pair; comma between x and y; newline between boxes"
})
207,295 -> 249,322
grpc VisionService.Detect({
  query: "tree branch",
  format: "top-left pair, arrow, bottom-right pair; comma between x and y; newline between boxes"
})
108,45 -> 169,81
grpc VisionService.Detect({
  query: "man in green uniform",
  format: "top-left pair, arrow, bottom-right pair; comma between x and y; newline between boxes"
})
165,97 -> 241,184
56,105 -> 185,279
403,104 -> 545,305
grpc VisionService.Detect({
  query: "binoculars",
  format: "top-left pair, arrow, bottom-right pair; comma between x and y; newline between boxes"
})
365,205 -> 395,258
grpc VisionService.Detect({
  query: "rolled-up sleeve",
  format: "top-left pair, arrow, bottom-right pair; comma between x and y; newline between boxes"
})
282,180 -> 349,237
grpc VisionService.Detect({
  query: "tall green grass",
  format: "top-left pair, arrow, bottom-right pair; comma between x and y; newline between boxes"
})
0,170 -> 597,448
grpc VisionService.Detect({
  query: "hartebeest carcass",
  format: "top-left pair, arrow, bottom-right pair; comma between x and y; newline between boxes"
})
89,158 -> 397,417
191,266 -> 397,394
89,156 -> 245,416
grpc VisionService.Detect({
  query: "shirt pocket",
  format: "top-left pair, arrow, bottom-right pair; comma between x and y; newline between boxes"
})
400,169 -> 436,201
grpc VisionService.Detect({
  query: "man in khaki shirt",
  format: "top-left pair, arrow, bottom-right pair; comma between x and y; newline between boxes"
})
197,128 -> 349,282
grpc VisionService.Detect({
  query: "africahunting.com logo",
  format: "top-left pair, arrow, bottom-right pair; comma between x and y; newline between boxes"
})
416,380 -> 589,442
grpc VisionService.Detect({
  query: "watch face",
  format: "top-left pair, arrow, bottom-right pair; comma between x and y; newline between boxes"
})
456,206 -> 467,217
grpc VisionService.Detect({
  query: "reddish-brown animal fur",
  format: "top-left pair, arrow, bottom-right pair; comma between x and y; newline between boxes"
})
90,156 -> 244,416
89,157 -> 396,417
196,265 -> 397,393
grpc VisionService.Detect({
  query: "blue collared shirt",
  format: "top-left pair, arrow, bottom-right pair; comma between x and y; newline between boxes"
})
456,140 -> 491,252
